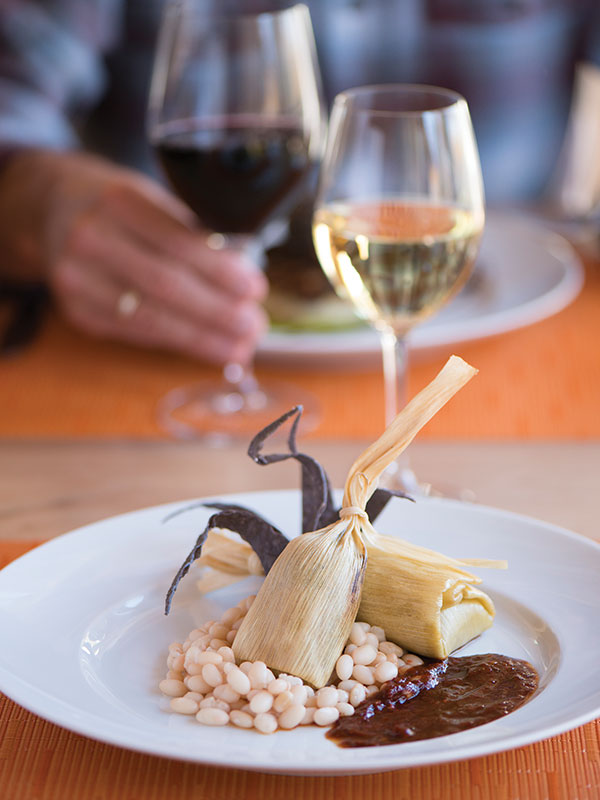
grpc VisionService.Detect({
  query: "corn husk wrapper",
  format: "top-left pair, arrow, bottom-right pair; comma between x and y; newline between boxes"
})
358,535 -> 497,658
233,356 -> 480,687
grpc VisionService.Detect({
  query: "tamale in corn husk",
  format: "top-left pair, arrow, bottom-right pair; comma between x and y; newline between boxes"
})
232,355 -> 479,687
194,529 -> 501,658
357,534 -> 498,658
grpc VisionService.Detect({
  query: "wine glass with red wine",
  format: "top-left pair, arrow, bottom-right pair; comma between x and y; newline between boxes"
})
148,2 -> 325,440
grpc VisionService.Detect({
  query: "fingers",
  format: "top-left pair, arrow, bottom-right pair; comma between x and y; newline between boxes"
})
101,180 -> 268,301
70,219 -> 259,339
53,259 -> 267,366
46,162 -> 271,365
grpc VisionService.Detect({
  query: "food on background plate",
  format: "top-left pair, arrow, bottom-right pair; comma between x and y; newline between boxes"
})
160,355 -> 538,742
264,198 -> 362,332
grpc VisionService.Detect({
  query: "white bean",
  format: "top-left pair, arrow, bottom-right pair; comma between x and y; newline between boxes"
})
221,606 -> 244,626
352,665 -> 374,685
166,670 -> 183,681
267,678 -> 288,696
300,707 -> 316,725
185,674 -> 212,694
370,626 -> 386,642
210,638 -> 229,650
375,662 -> 399,683
196,708 -> 229,726
337,680 -> 359,693
240,595 -> 256,612
337,702 -> 355,717
349,623 -> 367,646
365,633 -> 380,649
230,710 -> 254,728
227,667 -> 251,696
366,684 -> 379,697
379,641 -> 404,657
337,689 -> 349,703
313,707 -> 340,726
202,663 -> 223,688
209,623 -> 229,640
290,685 -> 308,706
239,661 -> 253,674
186,663 -> 206,677
335,654 -> 354,681
352,644 -> 378,666
213,684 -> 241,704
273,691 -> 293,713
249,690 -> 274,714
278,703 -> 306,730
403,653 -> 424,666
349,685 -> 367,706
226,630 -> 237,644
254,712 -> 278,734
248,661 -> 268,689
217,646 -> 235,663
316,686 -> 338,708
159,679 -> 186,698
169,654 -> 185,672
196,651 -> 223,666
170,697 -> 198,715
199,697 -> 229,711
184,691 -> 203,702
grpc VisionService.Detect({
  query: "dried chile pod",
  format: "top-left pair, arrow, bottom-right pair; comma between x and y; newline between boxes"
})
365,487 -> 414,522
164,507 -> 288,614
247,405 -> 336,532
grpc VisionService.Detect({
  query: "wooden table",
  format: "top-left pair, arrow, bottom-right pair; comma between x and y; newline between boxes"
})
1,439 -> 599,800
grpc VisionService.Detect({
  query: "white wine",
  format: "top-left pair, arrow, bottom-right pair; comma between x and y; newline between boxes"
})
312,201 -> 483,332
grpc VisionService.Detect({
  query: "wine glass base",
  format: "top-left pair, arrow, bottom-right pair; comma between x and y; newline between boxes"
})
157,378 -> 319,443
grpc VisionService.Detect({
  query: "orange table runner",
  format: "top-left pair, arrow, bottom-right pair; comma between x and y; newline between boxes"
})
1,541 -> 600,800
2,251 -> 599,440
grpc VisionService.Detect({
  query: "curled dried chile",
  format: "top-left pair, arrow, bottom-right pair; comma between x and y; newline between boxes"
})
164,506 -> 288,615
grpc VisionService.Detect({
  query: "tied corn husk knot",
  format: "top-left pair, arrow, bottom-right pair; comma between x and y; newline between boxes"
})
232,356 -> 480,687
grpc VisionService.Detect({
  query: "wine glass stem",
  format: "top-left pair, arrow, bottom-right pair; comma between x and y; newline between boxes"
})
379,327 -> 422,493
217,234 -> 266,411
380,327 -> 407,426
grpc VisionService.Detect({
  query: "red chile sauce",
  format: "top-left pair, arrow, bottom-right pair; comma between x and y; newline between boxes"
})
326,654 -> 539,747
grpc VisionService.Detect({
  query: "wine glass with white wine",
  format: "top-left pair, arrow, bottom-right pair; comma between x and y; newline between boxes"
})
312,85 -> 485,492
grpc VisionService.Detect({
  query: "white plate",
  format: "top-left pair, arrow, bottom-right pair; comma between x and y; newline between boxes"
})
1,491 -> 599,775
258,213 -> 584,367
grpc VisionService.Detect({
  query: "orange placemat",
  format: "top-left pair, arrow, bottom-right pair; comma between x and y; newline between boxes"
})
1,252 -> 599,440
1,541 -> 600,800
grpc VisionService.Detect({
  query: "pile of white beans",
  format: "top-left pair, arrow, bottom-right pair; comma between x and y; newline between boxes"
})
159,595 -> 423,734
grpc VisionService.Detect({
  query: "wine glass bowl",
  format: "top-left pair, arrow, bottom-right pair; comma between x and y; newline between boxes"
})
147,2 -> 325,440
312,84 -> 484,490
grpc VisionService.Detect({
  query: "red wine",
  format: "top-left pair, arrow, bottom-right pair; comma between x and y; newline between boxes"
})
155,122 -> 312,233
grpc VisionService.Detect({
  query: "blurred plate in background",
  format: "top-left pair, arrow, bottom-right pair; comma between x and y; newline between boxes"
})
257,212 -> 584,369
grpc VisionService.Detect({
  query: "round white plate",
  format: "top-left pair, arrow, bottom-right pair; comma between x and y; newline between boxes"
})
258,213 -> 584,367
1,491 -> 599,775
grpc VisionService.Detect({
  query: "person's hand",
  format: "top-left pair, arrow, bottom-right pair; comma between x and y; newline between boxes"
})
0,150 -> 268,365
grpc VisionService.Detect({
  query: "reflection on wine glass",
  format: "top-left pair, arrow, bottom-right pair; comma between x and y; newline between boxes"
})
148,2 -> 325,441
312,85 -> 485,491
